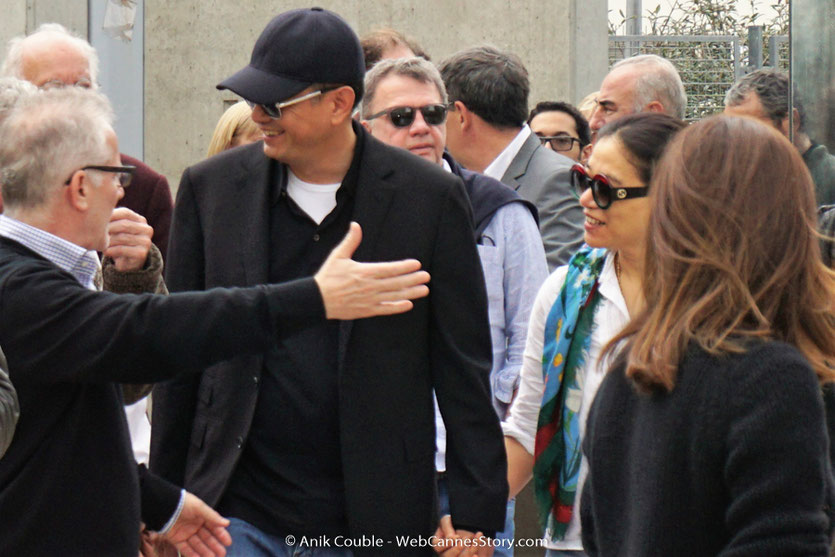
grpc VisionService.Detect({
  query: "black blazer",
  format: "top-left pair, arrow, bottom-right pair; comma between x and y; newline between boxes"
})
151,128 -> 508,552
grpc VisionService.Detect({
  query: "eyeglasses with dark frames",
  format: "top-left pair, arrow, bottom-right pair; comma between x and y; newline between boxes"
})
538,135 -> 582,152
569,163 -> 648,209
246,86 -> 341,119
40,77 -> 94,90
64,165 -> 137,189
364,104 -> 448,128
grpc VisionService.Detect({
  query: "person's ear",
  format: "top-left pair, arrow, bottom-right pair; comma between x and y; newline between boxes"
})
65,170 -> 91,211
329,86 -> 357,124
644,100 -> 665,114
456,101 -> 473,132
581,143 -> 593,164
781,107 -> 800,138
360,119 -> 373,133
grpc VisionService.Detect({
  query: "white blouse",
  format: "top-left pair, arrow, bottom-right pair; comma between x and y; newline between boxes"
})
503,252 -> 630,550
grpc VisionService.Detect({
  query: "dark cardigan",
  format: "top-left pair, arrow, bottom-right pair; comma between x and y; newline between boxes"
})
581,341 -> 834,556
0,237 -> 323,555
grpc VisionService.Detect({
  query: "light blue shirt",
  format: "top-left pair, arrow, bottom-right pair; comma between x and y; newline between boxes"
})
435,200 -> 548,471
0,215 -> 100,290
478,202 -> 549,413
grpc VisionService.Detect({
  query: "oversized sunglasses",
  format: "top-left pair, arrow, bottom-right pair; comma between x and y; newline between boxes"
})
65,165 -> 137,189
246,86 -> 339,119
364,104 -> 448,128
570,164 -> 648,209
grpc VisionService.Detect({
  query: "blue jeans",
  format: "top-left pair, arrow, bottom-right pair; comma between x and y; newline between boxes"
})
437,476 -> 515,557
226,517 -> 354,557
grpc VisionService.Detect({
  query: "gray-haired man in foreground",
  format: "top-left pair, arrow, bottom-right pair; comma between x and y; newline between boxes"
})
0,86 -> 428,556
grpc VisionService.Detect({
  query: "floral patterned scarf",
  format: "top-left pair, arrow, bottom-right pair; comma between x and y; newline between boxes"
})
533,246 -> 607,540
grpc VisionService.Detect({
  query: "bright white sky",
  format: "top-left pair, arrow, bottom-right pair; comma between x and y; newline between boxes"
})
608,0 -> 783,33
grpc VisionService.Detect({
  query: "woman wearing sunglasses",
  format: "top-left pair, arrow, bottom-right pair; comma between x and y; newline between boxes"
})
503,112 -> 685,556
581,115 -> 835,556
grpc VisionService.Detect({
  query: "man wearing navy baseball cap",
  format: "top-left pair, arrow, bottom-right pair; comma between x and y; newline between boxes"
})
151,8 -> 507,557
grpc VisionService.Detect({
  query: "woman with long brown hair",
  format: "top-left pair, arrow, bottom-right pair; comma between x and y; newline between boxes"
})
581,115 -> 835,556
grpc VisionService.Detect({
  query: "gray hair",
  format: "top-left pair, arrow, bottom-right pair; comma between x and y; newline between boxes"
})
724,68 -> 804,132
1,23 -> 99,87
0,88 -> 113,211
611,54 -> 687,119
362,57 -> 447,118
438,45 -> 529,129
0,77 -> 37,125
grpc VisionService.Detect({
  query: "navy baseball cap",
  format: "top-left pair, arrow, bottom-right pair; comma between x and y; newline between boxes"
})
217,7 -> 365,105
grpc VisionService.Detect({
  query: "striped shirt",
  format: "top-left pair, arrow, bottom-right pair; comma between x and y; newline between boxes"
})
0,215 -> 101,291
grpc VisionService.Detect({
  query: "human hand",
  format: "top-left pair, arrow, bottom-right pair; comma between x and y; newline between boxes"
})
432,515 -> 494,557
150,492 -> 231,557
105,207 -> 154,272
314,222 -> 430,319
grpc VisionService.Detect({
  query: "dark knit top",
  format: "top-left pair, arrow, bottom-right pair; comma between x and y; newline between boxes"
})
0,237 -> 324,555
581,341 -> 834,556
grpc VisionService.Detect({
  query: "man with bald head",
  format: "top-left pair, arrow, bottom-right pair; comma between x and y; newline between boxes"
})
588,54 -> 687,134
2,23 -> 174,261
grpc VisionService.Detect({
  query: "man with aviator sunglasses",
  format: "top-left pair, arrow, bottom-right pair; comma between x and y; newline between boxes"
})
362,56 -> 548,557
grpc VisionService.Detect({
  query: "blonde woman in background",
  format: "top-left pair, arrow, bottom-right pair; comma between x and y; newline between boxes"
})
206,101 -> 261,157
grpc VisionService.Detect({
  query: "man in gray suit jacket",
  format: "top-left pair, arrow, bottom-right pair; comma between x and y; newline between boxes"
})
439,46 -> 584,269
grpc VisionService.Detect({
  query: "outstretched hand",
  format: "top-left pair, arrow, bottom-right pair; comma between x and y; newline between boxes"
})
314,222 -> 430,320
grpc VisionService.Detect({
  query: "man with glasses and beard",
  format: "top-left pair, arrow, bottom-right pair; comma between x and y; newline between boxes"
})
151,8 -> 507,557
528,102 -> 593,164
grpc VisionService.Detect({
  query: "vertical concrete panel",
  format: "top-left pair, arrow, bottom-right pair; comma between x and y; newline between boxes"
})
1,0 -> 88,57
792,0 -> 835,151
0,1 -> 28,52
29,0 -> 88,37
570,0 -> 609,102
90,1 -> 145,160
145,0 -> 609,192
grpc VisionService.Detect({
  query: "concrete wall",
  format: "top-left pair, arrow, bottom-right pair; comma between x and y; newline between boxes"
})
0,0 -> 87,46
0,1 -> 28,47
145,0 -> 608,191
1,0 -> 609,195
792,0 -> 835,151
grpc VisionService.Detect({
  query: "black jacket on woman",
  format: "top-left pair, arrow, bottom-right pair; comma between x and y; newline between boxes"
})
581,341 -> 834,556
